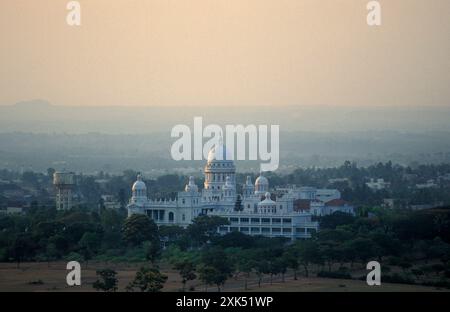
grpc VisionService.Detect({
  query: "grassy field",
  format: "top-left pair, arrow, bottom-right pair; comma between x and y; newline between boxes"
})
0,262 -> 447,292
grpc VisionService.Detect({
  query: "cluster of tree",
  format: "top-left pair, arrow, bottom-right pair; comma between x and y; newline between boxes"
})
0,205 -> 127,266
161,209 -> 450,291
124,266 -> 167,292
1,199 -> 450,291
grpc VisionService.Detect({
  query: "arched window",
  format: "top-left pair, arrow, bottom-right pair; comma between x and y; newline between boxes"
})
169,212 -> 174,222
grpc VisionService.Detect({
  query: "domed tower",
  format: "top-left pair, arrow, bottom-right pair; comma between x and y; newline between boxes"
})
131,174 -> 147,203
204,143 -> 236,192
242,176 -> 255,198
255,173 -> 269,196
222,176 -> 236,201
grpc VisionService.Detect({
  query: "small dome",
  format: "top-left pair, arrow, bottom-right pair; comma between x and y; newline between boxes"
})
185,176 -> 199,192
132,174 -> 147,191
207,144 -> 233,162
255,175 -> 269,186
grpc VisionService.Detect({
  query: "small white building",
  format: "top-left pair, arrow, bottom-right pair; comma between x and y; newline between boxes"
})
366,178 -> 390,191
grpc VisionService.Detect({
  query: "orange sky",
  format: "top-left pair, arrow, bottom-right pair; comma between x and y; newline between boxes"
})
0,0 -> 449,107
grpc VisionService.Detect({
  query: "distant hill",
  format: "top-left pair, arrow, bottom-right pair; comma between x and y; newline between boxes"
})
1,100 -> 450,134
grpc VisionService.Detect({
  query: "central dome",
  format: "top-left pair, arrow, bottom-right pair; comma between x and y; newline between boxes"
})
132,174 -> 147,191
207,144 -> 233,162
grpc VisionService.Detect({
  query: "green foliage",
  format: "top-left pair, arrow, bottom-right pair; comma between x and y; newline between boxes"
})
173,259 -> 197,291
320,212 -> 355,229
78,232 -> 101,262
64,252 -> 84,263
93,269 -> 118,292
198,247 -> 232,291
122,214 -> 159,247
187,215 -> 229,246
142,240 -> 161,263
126,267 -> 167,292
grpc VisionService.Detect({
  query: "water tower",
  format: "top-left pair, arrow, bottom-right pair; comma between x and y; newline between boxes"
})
53,171 -> 75,210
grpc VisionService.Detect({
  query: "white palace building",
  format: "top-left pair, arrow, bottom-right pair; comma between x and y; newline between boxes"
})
127,145 -> 353,240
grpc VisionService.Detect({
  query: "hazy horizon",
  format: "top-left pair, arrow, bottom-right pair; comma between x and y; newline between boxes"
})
1,99 -> 450,135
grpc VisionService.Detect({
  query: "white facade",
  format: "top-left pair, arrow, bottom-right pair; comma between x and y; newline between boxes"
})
127,144 -> 319,240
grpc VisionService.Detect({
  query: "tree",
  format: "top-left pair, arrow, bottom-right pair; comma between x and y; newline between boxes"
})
283,246 -> 300,280
159,225 -> 186,243
297,240 -> 322,277
93,269 -> 118,292
187,215 -> 229,246
12,234 -> 36,268
44,243 -> 59,267
271,258 -> 288,283
237,253 -> 254,290
253,259 -> 270,288
122,214 -> 159,246
346,238 -> 379,265
234,195 -> 243,212
198,247 -> 232,291
126,267 -> 167,292
198,265 -> 229,292
320,212 -> 355,229
78,232 -> 100,267
143,240 -> 162,264
174,259 -> 197,291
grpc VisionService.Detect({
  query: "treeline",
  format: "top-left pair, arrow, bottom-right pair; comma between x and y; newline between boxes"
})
1,204 -> 450,291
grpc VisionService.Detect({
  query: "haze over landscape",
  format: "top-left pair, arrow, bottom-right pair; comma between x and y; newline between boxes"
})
0,100 -> 449,174
0,1 -> 449,173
